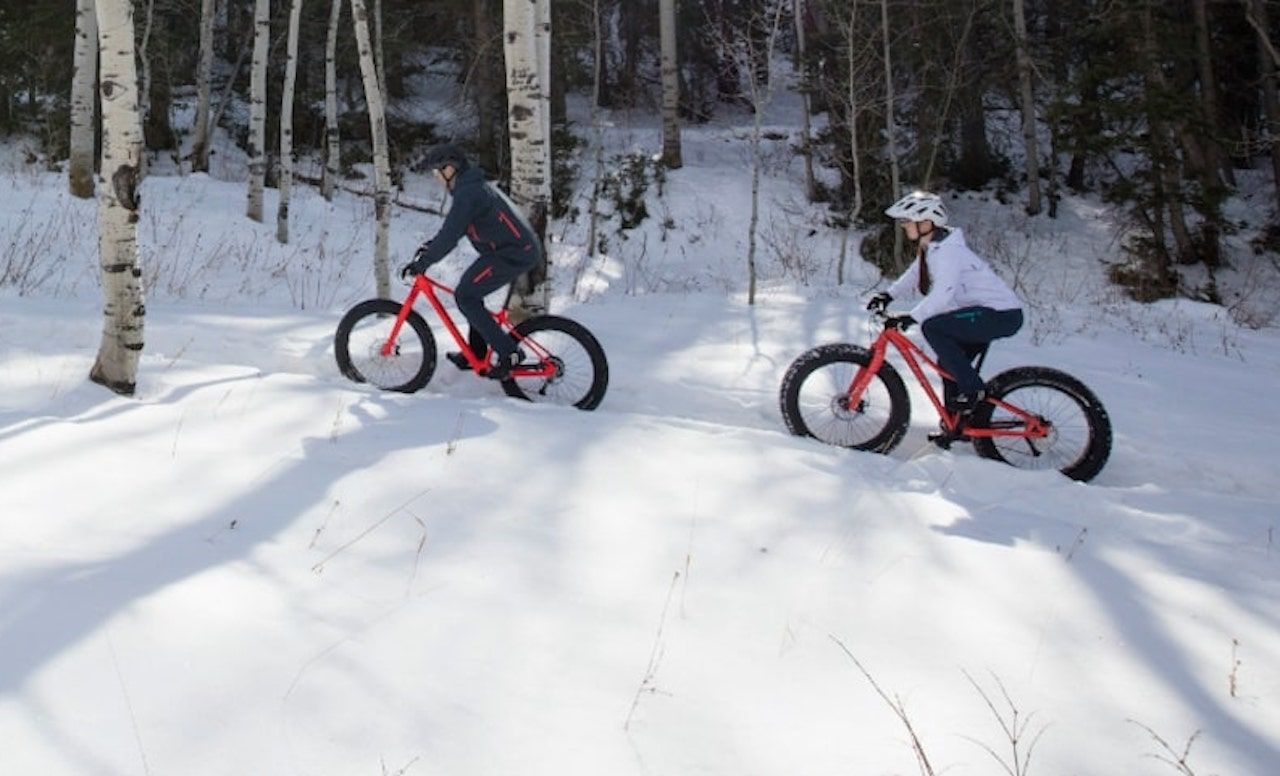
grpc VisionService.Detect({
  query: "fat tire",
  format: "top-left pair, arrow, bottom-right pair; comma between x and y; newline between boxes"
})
970,366 -> 1112,482
334,299 -> 437,393
779,344 -> 910,454
502,315 -> 609,411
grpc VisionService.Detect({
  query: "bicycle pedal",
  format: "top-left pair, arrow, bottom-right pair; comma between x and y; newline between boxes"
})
927,431 -> 957,450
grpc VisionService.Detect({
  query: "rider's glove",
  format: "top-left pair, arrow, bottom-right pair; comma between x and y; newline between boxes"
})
400,242 -> 434,280
866,292 -> 893,313
884,314 -> 915,332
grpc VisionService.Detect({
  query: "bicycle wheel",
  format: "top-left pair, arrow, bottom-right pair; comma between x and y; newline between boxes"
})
970,366 -> 1112,482
334,299 -> 437,393
501,315 -> 609,410
779,344 -> 910,453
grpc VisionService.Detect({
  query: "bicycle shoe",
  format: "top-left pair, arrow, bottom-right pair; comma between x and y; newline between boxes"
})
486,348 -> 526,381
445,351 -> 472,371
951,388 -> 987,412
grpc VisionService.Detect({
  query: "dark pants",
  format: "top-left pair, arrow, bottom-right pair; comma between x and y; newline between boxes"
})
921,307 -> 1024,403
455,253 -> 535,360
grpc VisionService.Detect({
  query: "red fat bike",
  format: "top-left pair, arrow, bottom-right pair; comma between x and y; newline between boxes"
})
779,310 -> 1111,481
334,272 -> 608,410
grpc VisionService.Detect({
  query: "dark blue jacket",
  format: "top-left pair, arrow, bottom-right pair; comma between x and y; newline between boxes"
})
416,167 -> 542,269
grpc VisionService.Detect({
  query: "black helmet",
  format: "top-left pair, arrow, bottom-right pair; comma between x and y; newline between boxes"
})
419,144 -> 470,174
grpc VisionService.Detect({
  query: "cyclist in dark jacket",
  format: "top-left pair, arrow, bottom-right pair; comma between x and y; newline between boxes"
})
401,145 -> 542,381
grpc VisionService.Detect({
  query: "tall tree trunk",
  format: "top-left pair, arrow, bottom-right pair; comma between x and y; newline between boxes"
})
277,0 -> 303,244
323,0 -> 342,200
90,0 -> 146,396
1192,0 -> 1234,187
743,2 -> 785,305
351,0 -> 393,298
1012,0 -> 1042,214
69,0 -> 98,198
1251,0 -> 1280,213
1140,1 -> 1194,270
373,0 -> 387,96
138,0 -> 155,124
246,0 -> 270,222
837,2 -> 863,286
320,0 -> 340,201
660,0 -> 683,169
504,0 -> 553,317
191,0 -> 217,173
880,0 -> 903,271
472,0 -> 504,174
585,0 -> 604,263
794,0 -> 816,200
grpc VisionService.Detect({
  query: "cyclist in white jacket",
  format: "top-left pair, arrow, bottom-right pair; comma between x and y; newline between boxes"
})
867,191 -> 1024,413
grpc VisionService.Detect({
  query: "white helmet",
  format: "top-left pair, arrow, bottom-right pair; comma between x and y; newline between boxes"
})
884,190 -> 948,226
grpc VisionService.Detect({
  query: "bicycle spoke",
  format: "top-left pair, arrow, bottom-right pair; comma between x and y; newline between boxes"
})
347,314 -> 426,389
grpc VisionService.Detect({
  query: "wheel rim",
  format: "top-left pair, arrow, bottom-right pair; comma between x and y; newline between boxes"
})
985,386 -> 1093,473
511,331 -> 596,406
345,313 -> 427,390
796,360 -> 894,447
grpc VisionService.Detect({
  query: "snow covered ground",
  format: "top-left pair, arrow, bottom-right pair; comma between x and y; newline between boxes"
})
2,116 -> 1280,775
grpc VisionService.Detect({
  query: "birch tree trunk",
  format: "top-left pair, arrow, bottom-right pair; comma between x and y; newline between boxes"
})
351,0 -> 392,298
794,0 -> 816,200
278,0 -> 303,239
69,0 -> 98,198
504,0 -> 553,317
246,0 -> 270,222
323,0 -> 342,200
191,0 -> 217,173
90,0 -> 146,396
277,0 -> 303,244
374,0 -> 387,96
881,0 -> 903,271
1012,0 -> 1042,215
659,0 -> 683,169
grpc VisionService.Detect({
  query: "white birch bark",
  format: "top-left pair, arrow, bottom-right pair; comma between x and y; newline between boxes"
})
323,0 -> 342,200
504,0 -> 553,317
793,0 -> 815,199
351,0 -> 392,298
90,0 -> 146,396
1012,0 -> 1042,215
191,0 -> 217,173
374,0 -> 387,96
277,0 -> 303,244
659,0 -> 683,168
70,0 -> 98,198
246,0 -> 270,222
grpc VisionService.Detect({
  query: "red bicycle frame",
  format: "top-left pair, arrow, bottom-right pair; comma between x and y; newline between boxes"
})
848,324 -> 1050,441
380,274 -> 557,379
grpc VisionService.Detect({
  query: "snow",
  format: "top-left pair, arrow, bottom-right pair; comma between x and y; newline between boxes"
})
3,103 -> 1280,776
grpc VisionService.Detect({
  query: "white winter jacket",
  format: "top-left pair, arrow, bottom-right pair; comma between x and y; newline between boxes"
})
885,228 -> 1021,322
